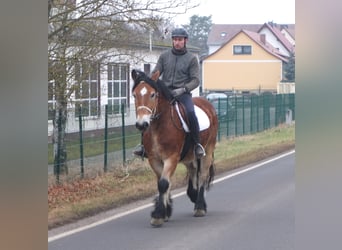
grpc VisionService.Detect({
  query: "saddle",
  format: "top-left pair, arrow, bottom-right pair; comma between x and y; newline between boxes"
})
173,102 -> 210,160
174,102 -> 210,132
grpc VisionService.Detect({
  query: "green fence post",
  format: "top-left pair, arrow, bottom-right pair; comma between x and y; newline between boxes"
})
250,95 -> 254,133
234,95 -> 238,136
275,94 -> 280,126
225,97 -> 229,137
121,104 -> 126,165
104,105 -> 108,173
290,93 -> 295,120
78,106 -> 84,179
54,109 -> 62,184
256,95 -> 260,132
242,95 -> 245,135
217,98 -> 221,141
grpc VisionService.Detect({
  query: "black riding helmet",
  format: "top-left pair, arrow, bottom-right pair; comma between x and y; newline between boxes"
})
171,28 -> 188,39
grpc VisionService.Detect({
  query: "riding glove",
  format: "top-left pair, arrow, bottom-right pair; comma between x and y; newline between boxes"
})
171,87 -> 187,97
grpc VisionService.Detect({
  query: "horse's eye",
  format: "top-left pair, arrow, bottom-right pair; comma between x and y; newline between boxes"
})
132,93 -> 136,99
151,93 -> 156,99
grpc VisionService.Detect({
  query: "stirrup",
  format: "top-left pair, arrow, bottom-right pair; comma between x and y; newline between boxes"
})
133,144 -> 147,158
195,143 -> 206,158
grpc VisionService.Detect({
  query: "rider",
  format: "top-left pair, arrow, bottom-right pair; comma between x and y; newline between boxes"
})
133,27 -> 205,159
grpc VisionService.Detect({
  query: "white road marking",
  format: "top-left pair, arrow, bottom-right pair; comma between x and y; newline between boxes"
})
48,150 -> 295,242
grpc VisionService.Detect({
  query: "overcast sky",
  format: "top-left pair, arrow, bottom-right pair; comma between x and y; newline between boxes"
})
174,0 -> 295,25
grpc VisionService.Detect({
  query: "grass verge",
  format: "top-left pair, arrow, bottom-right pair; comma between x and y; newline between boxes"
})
48,124 -> 295,229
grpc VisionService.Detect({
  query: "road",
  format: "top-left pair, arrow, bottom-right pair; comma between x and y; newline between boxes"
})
49,151 -> 294,250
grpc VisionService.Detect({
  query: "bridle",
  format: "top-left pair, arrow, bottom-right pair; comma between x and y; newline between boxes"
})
136,103 -> 159,120
134,83 -> 160,121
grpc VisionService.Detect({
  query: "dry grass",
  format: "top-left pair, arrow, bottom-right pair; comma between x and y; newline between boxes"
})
48,124 -> 295,229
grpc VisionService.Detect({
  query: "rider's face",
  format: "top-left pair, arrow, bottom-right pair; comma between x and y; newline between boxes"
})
172,37 -> 186,50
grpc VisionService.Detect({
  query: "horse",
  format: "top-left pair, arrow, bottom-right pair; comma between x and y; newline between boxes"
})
131,69 -> 218,227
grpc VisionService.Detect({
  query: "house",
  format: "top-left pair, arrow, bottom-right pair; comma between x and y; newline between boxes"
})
202,22 -> 295,94
257,22 -> 295,57
202,29 -> 288,93
207,22 -> 295,56
207,24 -> 262,55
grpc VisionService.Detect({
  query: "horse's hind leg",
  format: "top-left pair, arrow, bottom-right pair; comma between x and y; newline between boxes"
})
185,162 -> 198,203
193,154 -> 215,217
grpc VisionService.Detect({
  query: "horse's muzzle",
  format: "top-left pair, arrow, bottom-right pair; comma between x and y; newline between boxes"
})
135,121 -> 149,131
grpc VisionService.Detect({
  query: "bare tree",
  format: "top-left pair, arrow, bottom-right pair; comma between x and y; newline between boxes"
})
48,0 -> 199,178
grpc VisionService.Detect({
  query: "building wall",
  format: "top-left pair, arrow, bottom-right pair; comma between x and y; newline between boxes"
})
202,32 -> 283,92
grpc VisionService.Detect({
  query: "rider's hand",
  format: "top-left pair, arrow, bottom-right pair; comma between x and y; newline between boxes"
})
171,87 -> 186,97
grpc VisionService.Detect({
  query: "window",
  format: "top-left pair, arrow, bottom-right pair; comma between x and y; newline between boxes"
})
233,45 -> 252,55
107,63 -> 128,115
74,61 -> 100,117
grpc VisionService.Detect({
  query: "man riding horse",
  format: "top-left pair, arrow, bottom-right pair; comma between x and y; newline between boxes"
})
134,28 -> 205,159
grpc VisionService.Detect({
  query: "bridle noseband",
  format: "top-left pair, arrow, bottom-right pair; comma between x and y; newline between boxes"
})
136,103 -> 159,120
134,82 -> 160,121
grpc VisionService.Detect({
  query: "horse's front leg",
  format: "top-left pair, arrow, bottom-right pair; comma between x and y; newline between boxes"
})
150,158 -> 177,227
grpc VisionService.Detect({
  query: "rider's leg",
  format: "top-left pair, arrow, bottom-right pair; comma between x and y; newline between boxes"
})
133,132 -> 147,158
178,94 -> 205,158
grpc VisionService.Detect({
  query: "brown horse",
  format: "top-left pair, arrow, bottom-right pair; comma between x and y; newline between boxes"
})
131,69 -> 218,227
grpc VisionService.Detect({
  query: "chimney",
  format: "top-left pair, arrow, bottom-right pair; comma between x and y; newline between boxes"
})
260,34 -> 266,44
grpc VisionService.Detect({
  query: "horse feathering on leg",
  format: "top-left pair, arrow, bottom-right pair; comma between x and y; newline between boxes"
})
131,69 -> 218,227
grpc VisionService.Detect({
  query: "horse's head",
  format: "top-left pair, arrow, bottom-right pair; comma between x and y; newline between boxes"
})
131,69 -> 160,131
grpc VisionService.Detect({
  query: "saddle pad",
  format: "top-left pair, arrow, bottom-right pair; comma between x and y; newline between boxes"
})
175,103 -> 210,132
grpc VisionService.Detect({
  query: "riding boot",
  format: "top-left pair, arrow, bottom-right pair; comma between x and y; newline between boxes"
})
133,133 -> 147,158
187,111 -> 206,158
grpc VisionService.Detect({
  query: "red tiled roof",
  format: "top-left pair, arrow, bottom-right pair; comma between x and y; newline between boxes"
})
242,30 -> 288,61
207,24 -> 262,45
204,29 -> 288,62
208,23 -> 295,54
258,22 -> 295,53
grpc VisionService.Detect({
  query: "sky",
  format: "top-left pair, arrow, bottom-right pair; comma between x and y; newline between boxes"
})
174,0 -> 295,25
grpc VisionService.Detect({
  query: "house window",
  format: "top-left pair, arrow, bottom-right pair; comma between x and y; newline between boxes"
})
74,62 -> 100,117
48,80 -> 55,120
107,63 -> 128,115
233,45 -> 252,55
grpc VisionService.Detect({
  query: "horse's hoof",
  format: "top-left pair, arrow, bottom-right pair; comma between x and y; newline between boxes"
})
150,218 -> 164,227
194,209 -> 206,217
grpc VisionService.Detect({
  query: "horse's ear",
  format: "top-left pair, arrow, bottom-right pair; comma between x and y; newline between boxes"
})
151,70 -> 160,81
131,69 -> 137,81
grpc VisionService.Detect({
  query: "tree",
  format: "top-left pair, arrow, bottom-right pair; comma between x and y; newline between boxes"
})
284,51 -> 295,81
48,0 -> 199,179
183,15 -> 212,56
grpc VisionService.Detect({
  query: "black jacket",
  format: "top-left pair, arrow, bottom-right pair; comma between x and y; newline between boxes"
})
152,49 -> 200,92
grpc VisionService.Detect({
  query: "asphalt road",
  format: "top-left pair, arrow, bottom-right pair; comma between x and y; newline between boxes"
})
49,150 -> 295,250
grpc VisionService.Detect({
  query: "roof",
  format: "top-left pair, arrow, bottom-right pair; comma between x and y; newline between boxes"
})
208,23 -> 295,53
258,22 -> 295,53
204,29 -> 288,62
242,30 -> 288,61
207,24 -> 262,46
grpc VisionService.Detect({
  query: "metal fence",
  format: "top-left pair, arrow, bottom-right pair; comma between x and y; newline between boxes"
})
48,93 -> 295,182
215,93 -> 295,141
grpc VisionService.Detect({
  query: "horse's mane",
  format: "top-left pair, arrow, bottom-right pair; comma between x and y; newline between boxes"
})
132,70 -> 173,102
